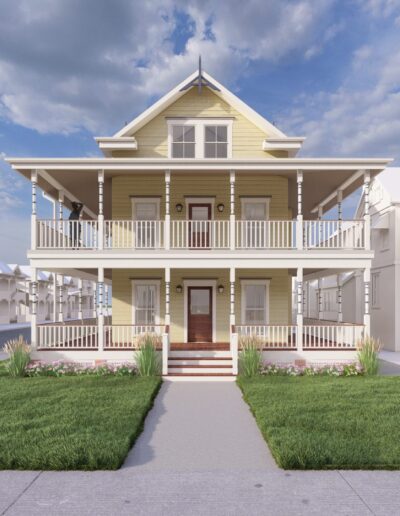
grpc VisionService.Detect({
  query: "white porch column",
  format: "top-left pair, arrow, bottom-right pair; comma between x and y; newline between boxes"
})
58,191 -> 64,220
296,267 -> 303,351
92,283 -> 97,318
164,170 -> 171,250
98,268 -> 104,351
58,276 -> 64,322
104,284 -> 109,319
30,267 -> 38,348
31,170 -> 38,250
337,190 -> 343,246
52,274 -> 58,322
318,278 -> 323,320
165,267 -> 171,329
296,170 -> 303,250
363,171 -> 371,250
363,267 -> 371,336
98,170 -> 104,250
337,274 -> 343,323
78,278 -> 83,320
230,267 -> 236,332
230,171 -> 235,250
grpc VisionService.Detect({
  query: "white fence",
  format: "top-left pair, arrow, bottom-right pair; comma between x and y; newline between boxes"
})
105,220 -> 164,249
303,220 -> 365,249
171,220 -> 230,249
37,220 -> 98,249
236,220 -> 296,249
104,325 -> 163,349
37,324 -> 98,349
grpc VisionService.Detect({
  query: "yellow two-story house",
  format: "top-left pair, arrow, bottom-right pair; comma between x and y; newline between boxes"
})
6,67 -> 391,377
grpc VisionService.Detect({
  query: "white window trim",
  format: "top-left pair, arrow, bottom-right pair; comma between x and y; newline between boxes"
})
131,197 -> 161,220
183,279 -> 217,343
240,197 -> 270,220
241,279 -> 270,325
131,279 -> 160,325
167,119 -> 233,159
184,197 -> 215,219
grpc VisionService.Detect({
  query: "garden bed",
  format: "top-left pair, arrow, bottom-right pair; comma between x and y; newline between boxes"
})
0,361 -> 161,470
238,375 -> 400,470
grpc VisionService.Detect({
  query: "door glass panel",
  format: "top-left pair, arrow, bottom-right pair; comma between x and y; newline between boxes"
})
135,285 -> 156,324
190,289 -> 210,315
191,206 -> 209,220
245,284 -> 266,324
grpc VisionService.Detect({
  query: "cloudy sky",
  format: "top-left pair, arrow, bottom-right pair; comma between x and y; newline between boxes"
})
0,0 -> 399,262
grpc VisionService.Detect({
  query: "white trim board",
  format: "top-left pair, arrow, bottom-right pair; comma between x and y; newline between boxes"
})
183,279 -> 217,343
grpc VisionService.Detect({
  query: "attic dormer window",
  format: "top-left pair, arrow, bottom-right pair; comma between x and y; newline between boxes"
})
171,125 -> 195,158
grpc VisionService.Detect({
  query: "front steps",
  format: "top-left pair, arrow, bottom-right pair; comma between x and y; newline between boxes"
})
166,346 -> 236,380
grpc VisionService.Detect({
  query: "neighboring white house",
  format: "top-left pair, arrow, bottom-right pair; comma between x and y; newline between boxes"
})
0,264 -> 98,325
303,167 -> 400,351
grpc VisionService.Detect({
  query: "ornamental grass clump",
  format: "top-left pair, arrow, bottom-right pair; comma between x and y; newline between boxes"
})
238,335 -> 262,377
135,333 -> 161,376
4,335 -> 30,377
357,336 -> 381,375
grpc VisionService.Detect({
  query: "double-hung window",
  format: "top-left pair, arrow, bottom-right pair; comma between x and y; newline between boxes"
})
242,281 -> 269,325
133,281 -> 160,326
171,125 -> 195,158
204,125 -> 228,158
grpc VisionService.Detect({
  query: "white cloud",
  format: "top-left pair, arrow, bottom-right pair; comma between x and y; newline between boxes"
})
358,0 -> 400,18
0,0 -> 338,135
0,213 -> 30,263
280,38 -> 400,161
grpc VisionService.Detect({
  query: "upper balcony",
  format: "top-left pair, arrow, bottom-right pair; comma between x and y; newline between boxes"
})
35,218 -> 366,252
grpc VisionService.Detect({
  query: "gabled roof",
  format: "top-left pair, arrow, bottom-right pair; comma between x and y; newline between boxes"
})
113,69 -> 288,139
376,167 -> 400,204
0,261 -> 14,276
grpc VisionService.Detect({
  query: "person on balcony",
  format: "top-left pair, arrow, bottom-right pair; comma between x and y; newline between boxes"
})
69,202 -> 84,248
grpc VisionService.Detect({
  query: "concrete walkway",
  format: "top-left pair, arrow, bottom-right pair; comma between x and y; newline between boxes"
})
123,381 -> 276,471
1,382 -> 400,515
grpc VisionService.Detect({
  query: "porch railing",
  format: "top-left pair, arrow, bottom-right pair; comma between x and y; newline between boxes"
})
104,324 -> 163,349
236,325 -> 297,349
171,220 -> 230,249
236,220 -> 296,249
37,220 -> 98,249
35,218 -> 365,251
303,324 -> 364,349
236,324 -> 363,350
37,324 -> 98,349
303,220 -> 365,249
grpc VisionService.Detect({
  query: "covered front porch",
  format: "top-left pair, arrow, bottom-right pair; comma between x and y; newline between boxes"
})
30,265 -> 369,374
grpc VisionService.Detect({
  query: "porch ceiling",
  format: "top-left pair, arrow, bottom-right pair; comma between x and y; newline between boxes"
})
7,157 -> 391,219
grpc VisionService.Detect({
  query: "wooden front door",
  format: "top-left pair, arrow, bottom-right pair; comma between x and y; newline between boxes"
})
188,204 -> 211,248
188,287 -> 212,342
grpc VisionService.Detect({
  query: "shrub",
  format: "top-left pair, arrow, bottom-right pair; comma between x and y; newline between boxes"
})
4,335 -> 30,377
134,333 -> 161,376
357,336 -> 381,375
238,335 -> 262,377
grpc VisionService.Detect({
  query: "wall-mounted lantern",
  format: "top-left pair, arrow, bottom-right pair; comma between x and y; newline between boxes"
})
217,203 -> 225,213
176,284 -> 183,294
175,203 -> 183,213
218,284 -> 224,294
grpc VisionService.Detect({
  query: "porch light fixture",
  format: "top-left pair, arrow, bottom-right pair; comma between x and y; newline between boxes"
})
217,203 -> 225,213
176,284 -> 183,294
218,284 -> 224,294
175,203 -> 183,213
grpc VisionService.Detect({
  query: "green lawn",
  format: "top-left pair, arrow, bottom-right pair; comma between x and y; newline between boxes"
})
0,363 -> 161,470
238,375 -> 400,470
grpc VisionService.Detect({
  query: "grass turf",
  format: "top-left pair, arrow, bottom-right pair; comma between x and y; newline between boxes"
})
237,375 -> 400,470
0,363 -> 161,470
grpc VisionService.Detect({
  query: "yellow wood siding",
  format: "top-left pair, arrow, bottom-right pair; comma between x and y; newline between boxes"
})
112,88 -> 285,159
112,268 -> 290,341
112,173 -> 289,220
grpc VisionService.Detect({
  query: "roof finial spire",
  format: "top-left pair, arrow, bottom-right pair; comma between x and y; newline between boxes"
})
179,55 -> 220,93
